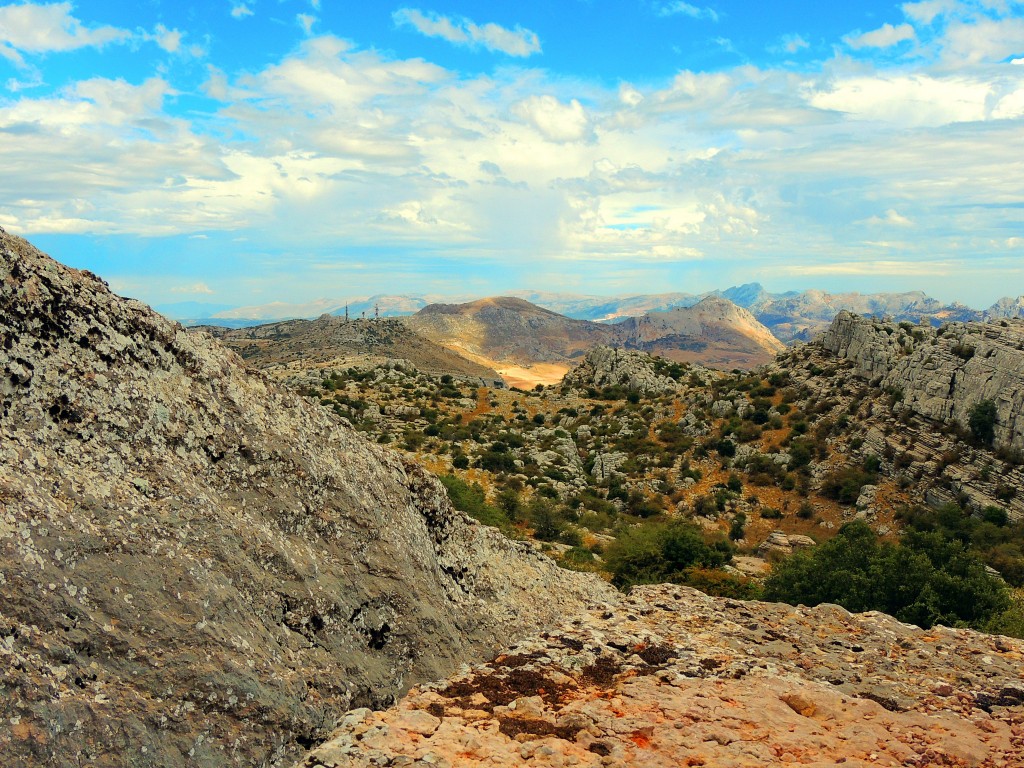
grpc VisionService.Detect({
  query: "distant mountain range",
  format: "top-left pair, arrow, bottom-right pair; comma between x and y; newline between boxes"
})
406,295 -> 784,379
160,284 -> 1024,345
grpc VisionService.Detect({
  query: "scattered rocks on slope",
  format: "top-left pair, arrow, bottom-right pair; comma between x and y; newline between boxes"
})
0,228 -> 615,768
561,346 -> 688,395
298,584 -> 1024,768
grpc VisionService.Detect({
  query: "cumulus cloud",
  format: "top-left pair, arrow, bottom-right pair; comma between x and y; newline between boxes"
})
0,3 -> 191,64
0,1 -> 130,63
846,22 -> 916,49
392,8 -> 541,57
3,6 -> 1024,301
231,4 -> 253,20
808,74 -> 990,125
902,0 -> 958,25
656,2 -> 719,22
511,95 -> 591,142
145,24 -> 183,54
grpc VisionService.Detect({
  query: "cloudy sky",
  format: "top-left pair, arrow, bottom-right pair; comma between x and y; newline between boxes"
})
1,0 -> 1023,311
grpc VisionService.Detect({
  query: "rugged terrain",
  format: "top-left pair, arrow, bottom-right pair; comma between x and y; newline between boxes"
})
200,314 -> 502,386
300,584 -> 1024,768
6,225 -> 1024,767
0,228 -> 614,767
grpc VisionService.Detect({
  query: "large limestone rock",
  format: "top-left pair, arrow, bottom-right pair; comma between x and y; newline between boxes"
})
0,228 -> 614,767
562,345 -> 708,395
822,311 -> 1024,452
298,585 -> 1024,768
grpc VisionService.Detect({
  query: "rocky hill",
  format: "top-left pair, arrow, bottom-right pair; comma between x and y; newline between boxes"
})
406,296 -> 785,386
0,228 -> 614,767
820,312 -> 1024,453
407,296 -> 618,366
561,345 -> 717,396
199,315 -> 502,386
300,584 -> 1024,767
615,296 -> 785,369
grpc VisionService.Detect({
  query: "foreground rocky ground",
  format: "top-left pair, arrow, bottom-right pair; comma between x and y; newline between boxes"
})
301,585 -> 1024,768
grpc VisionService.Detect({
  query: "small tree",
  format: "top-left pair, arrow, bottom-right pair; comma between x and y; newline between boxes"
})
968,400 -> 997,445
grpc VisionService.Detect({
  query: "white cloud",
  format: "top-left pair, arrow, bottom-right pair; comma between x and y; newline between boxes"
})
170,282 -> 214,295
0,3 -> 192,63
392,8 -> 541,57
231,4 -> 253,20
862,209 -> 915,227
145,24 -> 183,54
846,22 -> 916,49
297,14 -> 316,35
511,95 -> 591,142
781,34 -> 809,54
2,11 -> 1024,302
657,2 -> 719,22
781,260 -> 953,276
902,0 -> 958,25
0,2 -> 130,62
942,17 -> 1024,64
808,74 -> 990,125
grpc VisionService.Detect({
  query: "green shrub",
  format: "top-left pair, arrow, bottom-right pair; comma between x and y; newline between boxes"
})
763,520 -> 1010,631
439,475 -> 511,532
605,521 -> 732,589
821,467 -> 876,504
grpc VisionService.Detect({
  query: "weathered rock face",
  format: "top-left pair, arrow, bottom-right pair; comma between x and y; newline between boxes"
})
298,584 -> 1024,768
0,228 -> 614,767
822,311 -> 1024,452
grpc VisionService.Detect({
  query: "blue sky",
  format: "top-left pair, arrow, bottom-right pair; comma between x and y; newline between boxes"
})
1,1 -> 1023,313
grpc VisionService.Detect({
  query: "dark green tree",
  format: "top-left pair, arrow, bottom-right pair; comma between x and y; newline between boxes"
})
968,399 -> 998,445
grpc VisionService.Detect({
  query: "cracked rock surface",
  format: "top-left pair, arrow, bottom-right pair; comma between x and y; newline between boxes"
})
0,228 -> 615,767
301,585 -> 1024,768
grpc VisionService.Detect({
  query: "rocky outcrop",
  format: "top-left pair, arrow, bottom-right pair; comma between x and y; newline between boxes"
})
561,346 -> 709,395
298,584 -> 1024,768
0,228 -> 615,767
821,311 -> 1024,452
757,531 -> 817,559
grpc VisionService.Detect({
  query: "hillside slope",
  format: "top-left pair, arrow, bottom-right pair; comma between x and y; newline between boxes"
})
200,315 -> 502,385
407,297 -> 619,366
0,229 -> 613,767
615,296 -> 785,368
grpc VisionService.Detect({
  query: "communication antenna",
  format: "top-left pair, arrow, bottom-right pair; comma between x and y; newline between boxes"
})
375,303 -> 380,319
345,304 -> 349,323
